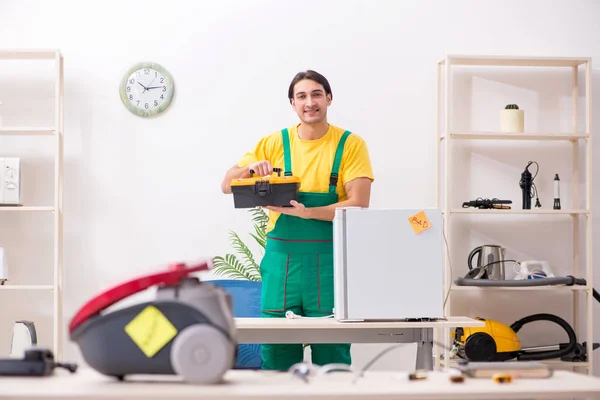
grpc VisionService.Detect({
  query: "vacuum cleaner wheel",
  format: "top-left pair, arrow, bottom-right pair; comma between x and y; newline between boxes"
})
465,332 -> 497,361
170,324 -> 234,384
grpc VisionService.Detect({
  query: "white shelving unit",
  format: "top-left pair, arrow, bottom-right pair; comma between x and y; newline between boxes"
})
0,49 -> 64,360
435,55 -> 593,374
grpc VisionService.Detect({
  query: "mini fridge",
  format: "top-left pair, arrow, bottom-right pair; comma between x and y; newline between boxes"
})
333,207 -> 445,321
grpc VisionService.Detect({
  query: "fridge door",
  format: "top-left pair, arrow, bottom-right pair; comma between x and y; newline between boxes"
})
334,208 -> 445,321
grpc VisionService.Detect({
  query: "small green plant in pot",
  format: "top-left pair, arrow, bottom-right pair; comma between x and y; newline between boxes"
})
500,103 -> 524,133
213,207 -> 267,282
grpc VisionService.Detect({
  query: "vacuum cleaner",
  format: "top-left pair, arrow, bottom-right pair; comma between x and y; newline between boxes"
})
453,262 -> 600,363
453,314 -> 582,362
68,260 -> 238,384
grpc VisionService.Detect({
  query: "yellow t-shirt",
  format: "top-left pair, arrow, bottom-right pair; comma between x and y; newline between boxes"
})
237,123 -> 374,232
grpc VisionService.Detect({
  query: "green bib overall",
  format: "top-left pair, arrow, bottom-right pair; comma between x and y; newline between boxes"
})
259,128 -> 352,371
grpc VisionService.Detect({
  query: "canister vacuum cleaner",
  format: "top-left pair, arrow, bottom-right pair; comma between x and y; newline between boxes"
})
68,260 -> 238,384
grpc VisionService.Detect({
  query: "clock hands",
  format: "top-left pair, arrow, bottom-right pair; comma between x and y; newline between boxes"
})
138,81 -> 148,93
137,76 -> 158,95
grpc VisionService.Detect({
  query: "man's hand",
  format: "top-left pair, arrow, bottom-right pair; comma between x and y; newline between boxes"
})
221,160 -> 273,194
265,177 -> 372,221
266,200 -> 307,218
248,160 -> 273,177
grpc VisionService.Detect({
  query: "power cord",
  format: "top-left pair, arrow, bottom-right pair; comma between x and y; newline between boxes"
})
519,161 -> 541,208
289,339 -> 462,384
441,216 -> 452,310
285,310 -> 334,319
352,339 -> 460,383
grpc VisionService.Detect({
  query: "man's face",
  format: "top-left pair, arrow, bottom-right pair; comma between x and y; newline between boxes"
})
290,79 -> 331,124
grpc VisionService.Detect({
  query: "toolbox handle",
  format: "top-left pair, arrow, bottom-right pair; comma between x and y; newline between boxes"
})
249,168 -> 282,177
68,260 -> 212,333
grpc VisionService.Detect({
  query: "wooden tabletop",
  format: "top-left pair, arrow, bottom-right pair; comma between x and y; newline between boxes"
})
1,368 -> 599,399
234,316 -> 484,329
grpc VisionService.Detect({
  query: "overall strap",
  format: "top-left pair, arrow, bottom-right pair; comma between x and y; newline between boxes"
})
281,128 -> 292,176
329,130 -> 352,193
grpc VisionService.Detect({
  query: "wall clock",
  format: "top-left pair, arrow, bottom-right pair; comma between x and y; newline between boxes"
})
119,62 -> 175,117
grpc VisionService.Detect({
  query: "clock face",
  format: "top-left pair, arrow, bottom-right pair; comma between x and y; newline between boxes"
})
119,62 -> 175,117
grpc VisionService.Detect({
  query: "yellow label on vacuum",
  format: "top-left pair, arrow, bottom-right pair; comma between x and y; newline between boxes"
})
124,305 -> 178,358
408,210 -> 432,235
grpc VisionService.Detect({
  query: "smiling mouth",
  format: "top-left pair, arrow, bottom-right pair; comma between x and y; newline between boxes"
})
305,109 -> 319,115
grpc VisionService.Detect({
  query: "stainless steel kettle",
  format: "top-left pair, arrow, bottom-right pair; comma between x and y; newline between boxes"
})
467,245 -> 506,280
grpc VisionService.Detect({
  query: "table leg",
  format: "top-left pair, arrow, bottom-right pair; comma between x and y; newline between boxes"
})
415,328 -> 433,370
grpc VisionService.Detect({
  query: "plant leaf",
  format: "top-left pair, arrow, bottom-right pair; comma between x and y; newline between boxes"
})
229,231 -> 261,273
212,254 -> 261,282
249,207 -> 268,231
250,221 -> 266,248
212,206 -> 268,282
249,207 -> 267,249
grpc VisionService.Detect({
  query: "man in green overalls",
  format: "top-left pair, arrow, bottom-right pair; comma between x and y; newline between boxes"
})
221,70 -> 374,371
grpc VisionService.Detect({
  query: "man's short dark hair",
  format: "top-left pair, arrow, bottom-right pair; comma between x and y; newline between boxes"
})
288,70 -> 332,103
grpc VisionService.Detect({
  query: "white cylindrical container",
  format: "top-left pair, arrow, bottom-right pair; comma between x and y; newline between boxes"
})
0,247 -> 7,284
500,109 -> 524,133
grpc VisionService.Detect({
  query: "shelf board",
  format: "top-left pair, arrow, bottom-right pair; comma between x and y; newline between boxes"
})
441,358 -> 589,367
441,132 -> 589,141
449,209 -> 589,215
451,285 -> 588,292
439,55 -> 590,67
0,284 -> 53,290
0,49 -> 61,60
0,206 -> 55,212
0,127 -> 55,135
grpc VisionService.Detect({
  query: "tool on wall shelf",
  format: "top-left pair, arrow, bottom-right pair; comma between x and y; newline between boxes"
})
553,174 -> 561,210
519,161 -> 541,209
462,198 -> 512,210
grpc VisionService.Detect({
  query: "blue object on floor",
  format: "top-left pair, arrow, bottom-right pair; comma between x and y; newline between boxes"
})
205,279 -> 262,369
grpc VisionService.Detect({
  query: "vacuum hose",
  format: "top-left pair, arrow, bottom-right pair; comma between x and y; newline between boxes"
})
455,275 -> 585,287
510,313 -> 577,361
454,275 -> 600,303
454,275 -> 600,362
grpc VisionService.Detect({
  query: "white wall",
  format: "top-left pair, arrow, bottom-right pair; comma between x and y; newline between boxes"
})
0,0 -> 599,374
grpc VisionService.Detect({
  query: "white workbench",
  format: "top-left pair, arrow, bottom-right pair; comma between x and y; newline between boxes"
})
234,316 -> 483,370
2,367 -> 600,400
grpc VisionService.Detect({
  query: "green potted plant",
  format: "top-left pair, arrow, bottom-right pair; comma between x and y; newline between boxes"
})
213,206 -> 267,281
500,103 -> 524,133
211,207 -> 268,370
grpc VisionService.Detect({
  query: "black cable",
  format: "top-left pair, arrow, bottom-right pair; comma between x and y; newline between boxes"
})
519,161 -> 541,208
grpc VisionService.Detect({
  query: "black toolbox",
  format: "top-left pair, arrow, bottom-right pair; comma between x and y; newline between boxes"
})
231,168 -> 300,208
